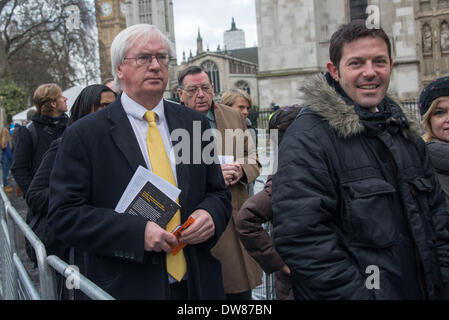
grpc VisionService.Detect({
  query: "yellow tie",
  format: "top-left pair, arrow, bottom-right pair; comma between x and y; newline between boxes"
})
144,111 -> 186,282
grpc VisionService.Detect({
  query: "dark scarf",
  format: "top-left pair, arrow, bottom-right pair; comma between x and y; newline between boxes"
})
324,72 -> 409,137
32,112 -> 68,136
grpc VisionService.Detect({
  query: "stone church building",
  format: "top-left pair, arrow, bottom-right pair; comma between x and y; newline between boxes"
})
95,0 -> 449,109
257,0 -> 449,108
178,24 -> 259,105
95,0 -> 259,103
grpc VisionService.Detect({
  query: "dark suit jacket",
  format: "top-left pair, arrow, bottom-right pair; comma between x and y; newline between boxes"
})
48,99 -> 232,299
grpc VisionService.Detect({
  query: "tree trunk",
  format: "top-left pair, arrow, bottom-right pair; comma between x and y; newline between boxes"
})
0,38 -> 11,83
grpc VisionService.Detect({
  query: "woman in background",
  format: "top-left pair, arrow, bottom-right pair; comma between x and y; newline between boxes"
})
420,76 -> 449,205
221,88 -> 257,195
1,128 -> 13,193
221,88 -> 256,143
221,88 -> 252,118
26,84 -> 116,299
26,84 -> 116,253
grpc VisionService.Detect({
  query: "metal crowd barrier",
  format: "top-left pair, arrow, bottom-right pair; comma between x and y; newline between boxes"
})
251,221 -> 276,300
47,255 -> 114,300
0,187 -> 55,299
0,187 -> 114,300
1,164 -> 277,300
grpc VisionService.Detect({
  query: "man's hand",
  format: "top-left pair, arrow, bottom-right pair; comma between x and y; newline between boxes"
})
178,209 -> 215,245
221,162 -> 243,186
281,264 -> 291,276
230,162 -> 243,185
144,221 -> 178,253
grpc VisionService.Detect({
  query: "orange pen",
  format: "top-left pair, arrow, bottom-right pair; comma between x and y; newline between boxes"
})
170,216 -> 195,256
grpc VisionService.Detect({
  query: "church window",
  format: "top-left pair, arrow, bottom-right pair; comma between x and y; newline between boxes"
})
349,0 -> 368,21
238,63 -> 244,74
420,0 -> 431,11
139,0 -> 152,24
229,61 -> 256,75
229,61 -> 235,74
441,21 -> 449,53
235,81 -> 251,95
439,0 -> 449,9
201,60 -> 220,94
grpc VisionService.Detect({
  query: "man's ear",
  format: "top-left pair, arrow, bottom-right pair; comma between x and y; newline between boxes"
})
116,64 -> 123,80
326,61 -> 339,82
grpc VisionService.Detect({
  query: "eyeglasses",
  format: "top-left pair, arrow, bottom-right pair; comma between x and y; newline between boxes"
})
123,53 -> 169,66
181,85 -> 213,97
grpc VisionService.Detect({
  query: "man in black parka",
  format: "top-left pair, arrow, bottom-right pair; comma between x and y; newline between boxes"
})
272,20 -> 449,300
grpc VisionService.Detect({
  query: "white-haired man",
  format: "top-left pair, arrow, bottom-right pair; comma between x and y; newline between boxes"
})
48,24 -> 231,300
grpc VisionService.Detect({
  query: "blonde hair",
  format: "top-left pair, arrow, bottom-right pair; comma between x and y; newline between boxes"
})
33,83 -> 62,115
220,88 -> 252,109
422,96 -> 449,142
1,128 -> 12,150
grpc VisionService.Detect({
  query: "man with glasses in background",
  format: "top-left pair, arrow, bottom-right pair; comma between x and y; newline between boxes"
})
48,25 -> 231,300
177,66 -> 262,300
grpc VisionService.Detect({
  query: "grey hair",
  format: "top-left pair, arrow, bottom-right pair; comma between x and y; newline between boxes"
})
110,24 -> 175,92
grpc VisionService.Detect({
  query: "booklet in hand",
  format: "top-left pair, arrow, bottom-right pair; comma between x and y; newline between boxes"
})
117,166 -> 194,253
115,166 -> 181,215
124,180 -> 181,229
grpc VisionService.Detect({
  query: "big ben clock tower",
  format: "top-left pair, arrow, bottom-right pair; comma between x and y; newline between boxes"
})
95,0 -> 127,82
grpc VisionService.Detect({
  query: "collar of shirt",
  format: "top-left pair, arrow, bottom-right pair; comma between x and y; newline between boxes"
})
121,92 -> 165,123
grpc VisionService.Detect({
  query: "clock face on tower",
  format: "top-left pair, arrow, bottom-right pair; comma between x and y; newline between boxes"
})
100,1 -> 112,17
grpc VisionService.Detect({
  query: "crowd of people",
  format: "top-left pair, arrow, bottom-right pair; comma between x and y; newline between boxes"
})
2,19 -> 449,300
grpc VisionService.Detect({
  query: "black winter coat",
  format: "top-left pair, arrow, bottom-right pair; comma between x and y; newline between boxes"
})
427,140 -> 449,210
272,73 -> 449,300
48,99 -> 231,299
26,138 -> 68,258
11,113 -> 68,195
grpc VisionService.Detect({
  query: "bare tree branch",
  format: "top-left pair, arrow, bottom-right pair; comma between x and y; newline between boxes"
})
0,0 -> 99,97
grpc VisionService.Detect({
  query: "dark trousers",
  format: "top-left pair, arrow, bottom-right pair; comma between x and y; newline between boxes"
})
170,280 -> 188,300
226,290 -> 252,300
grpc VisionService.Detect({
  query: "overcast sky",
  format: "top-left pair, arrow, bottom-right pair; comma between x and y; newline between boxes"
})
172,0 -> 258,63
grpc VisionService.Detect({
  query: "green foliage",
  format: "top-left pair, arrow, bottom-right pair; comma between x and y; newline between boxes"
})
0,83 -> 27,123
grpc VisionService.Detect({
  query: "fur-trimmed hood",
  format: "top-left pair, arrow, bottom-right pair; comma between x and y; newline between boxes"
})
300,73 -> 421,141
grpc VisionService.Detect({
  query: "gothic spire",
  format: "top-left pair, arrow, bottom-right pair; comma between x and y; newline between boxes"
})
231,17 -> 237,31
196,27 -> 203,55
